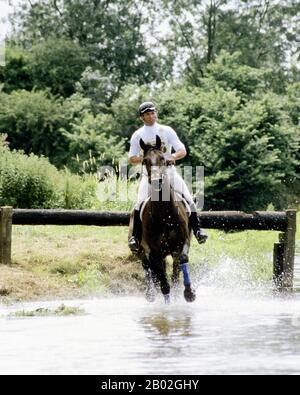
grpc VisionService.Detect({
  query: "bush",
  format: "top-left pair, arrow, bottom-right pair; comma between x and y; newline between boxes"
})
0,135 -> 99,209
0,89 -> 70,167
55,169 -> 99,210
0,140 -> 59,208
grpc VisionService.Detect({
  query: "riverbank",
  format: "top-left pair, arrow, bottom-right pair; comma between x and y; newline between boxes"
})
1,216 -> 299,304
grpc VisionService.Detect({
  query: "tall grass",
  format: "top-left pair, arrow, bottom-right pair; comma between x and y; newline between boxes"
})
95,176 -> 139,211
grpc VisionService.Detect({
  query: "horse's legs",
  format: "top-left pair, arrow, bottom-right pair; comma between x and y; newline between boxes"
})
178,247 -> 196,303
172,257 -> 181,288
149,252 -> 170,303
142,256 -> 155,302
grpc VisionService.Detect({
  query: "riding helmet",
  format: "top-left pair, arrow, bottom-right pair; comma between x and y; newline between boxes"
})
138,101 -> 156,116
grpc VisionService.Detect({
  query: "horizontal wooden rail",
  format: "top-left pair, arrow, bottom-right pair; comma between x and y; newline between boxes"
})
198,211 -> 287,231
13,210 -> 130,227
12,209 -> 288,231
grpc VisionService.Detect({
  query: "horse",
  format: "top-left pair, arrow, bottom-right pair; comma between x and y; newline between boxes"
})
136,135 -> 196,303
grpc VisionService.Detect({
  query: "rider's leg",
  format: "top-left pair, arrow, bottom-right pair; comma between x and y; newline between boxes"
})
189,209 -> 208,244
128,209 -> 143,253
168,168 -> 208,245
128,176 -> 150,253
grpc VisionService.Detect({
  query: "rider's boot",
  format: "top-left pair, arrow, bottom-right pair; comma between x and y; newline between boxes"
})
128,209 -> 142,253
189,211 -> 208,245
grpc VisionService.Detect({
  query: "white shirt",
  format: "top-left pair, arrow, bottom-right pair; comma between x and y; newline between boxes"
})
129,123 -> 185,159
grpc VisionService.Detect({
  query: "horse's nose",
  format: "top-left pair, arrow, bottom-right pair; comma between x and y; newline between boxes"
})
150,166 -> 161,182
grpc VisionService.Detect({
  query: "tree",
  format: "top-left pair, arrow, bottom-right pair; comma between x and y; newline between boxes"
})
153,57 -> 299,210
27,37 -> 89,97
62,113 -> 126,174
8,0 -> 164,93
187,89 -> 300,210
158,0 -> 300,87
0,46 -> 33,93
75,67 -> 119,113
0,89 -> 70,167
206,51 -> 270,100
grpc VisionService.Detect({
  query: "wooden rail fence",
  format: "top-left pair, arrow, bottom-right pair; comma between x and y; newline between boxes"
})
0,207 -> 297,292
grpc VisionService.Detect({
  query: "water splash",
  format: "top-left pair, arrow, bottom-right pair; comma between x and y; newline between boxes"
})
195,255 -> 272,297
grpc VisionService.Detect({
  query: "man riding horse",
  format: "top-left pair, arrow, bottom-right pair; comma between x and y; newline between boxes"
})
128,101 -> 207,253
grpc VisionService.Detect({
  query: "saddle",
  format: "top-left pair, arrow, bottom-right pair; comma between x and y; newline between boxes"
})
139,193 -> 191,221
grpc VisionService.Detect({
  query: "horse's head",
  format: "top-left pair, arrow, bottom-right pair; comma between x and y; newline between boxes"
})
140,136 -> 166,188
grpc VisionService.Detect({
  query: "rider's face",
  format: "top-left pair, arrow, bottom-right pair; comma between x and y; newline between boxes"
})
141,111 -> 157,126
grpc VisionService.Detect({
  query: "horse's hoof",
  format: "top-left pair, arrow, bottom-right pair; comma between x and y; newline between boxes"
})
184,287 -> 196,302
164,294 -> 170,304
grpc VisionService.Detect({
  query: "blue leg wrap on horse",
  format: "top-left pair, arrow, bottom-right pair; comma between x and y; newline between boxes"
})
181,263 -> 191,287
164,294 -> 170,304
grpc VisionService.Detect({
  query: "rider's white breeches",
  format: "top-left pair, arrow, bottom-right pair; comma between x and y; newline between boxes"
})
135,167 -> 195,210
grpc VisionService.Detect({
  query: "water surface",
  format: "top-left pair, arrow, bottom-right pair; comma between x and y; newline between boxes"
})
1,282 -> 300,375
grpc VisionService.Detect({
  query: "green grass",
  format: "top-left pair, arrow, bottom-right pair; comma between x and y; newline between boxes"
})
9,304 -> 86,317
1,224 -> 142,302
192,213 -> 300,283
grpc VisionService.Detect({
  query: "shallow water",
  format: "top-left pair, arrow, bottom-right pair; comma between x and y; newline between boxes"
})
1,281 -> 300,375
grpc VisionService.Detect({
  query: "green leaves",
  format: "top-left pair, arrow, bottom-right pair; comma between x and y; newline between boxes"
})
0,90 -> 69,167
62,112 -> 126,174
9,0 -> 163,92
27,38 -> 89,97
153,63 -> 300,210
0,149 -> 58,208
0,144 -> 100,209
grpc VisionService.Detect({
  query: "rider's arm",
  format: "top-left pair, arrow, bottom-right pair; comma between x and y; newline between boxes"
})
172,149 -> 187,161
167,127 -> 187,162
128,132 -> 142,165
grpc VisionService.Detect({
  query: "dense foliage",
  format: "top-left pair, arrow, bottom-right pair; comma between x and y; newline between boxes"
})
0,0 -> 299,210
0,134 -> 99,209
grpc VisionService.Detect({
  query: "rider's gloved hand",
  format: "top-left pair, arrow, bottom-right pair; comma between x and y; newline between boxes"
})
165,154 -> 176,166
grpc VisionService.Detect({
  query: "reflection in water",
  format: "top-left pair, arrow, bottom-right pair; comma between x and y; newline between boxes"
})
137,308 -> 196,364
141,312 -> 192,338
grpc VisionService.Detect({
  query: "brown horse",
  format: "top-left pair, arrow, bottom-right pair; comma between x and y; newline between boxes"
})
137,135 -> 196,303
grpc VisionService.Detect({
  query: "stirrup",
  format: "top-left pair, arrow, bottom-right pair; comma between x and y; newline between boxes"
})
194,229 -> 208,245
128,236 -> 140,253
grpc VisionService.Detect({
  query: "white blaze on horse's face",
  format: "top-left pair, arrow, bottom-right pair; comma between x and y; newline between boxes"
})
147,150 -> 165,183
151,166 -> 162,183
143,149 -> 167,195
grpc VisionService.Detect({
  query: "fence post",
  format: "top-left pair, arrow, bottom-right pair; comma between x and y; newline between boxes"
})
273,241 -> 284,289
281,209 -> 297,292
0,206 -> 13,265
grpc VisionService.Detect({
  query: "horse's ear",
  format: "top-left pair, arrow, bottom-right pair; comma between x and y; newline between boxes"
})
140,138 -> 147,152
156,135 -> 162,150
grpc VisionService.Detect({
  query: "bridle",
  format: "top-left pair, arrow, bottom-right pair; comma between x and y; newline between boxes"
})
143,148 -> 167,189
